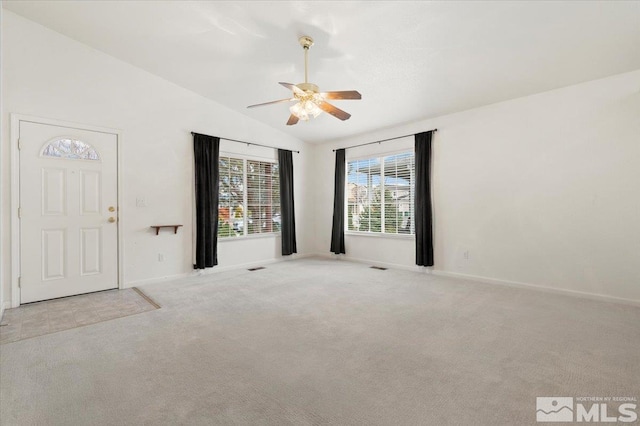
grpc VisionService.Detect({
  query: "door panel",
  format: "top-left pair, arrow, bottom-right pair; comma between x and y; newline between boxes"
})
80,170 -> 101,214
80,227 -> 102,275
20,121 -> 118,303
42,168 -> 67,215
42,229 -> 66,280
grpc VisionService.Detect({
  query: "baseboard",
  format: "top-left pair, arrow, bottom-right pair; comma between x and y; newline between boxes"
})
313,252 -> 425,273
432,270 -> 640,307
0,301 -> 11,321
313,252 -> 640,307
124,272 -> 192,288
126,253 -> 315,288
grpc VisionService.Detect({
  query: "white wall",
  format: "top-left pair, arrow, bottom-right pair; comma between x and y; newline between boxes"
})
313,69 -> 640,303
1,11 -> 313,305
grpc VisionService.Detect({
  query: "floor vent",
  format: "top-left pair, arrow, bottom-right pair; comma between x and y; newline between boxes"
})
370,266 -> 387,271
248,266 -> 266,271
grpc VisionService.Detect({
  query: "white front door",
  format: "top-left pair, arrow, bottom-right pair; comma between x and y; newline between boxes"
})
19,121 -> 119,303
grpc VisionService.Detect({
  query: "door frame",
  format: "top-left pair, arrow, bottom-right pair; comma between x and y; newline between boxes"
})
10,114 -> 124,307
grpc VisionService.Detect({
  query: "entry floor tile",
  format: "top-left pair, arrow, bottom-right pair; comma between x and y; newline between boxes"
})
0,288 -> 159,344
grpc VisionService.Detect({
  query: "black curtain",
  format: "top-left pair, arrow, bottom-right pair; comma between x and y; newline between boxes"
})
330,149 -> 346,254
193,133 -> 220,269
415,131 -> 434,266
278,149 -> 297,255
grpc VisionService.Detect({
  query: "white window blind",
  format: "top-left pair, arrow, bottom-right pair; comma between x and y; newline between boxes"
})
247,160 -> 280,235
347,151 -> 415,235
383,152 -> 415,234
218,156 -> 245,238
218,157 -> 280,238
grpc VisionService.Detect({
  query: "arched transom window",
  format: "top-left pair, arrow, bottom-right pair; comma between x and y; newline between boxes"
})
41,138 -> 100,161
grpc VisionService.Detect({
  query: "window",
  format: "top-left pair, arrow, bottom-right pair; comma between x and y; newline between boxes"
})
41,138 -> 100,160
218,157 -> 244,238
218,156 -> 280,238
347,151 -> 415,235
247,160 -> 280,235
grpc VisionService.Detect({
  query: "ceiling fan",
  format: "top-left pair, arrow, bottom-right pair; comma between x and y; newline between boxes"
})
247,35 -> 361,126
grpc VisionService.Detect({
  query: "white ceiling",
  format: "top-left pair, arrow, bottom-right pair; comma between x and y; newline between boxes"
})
4,1 -> 640,144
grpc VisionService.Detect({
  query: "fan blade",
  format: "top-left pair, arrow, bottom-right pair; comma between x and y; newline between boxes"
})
279,82 -> 306,96
320,90 -> 362,100
247,98 -> 294,108
318,101 -> 351,121
286,114 -> 299,126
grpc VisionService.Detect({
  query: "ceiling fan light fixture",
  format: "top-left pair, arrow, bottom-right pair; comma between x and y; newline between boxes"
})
289,102 -> 308,120
290,99 -> 322,121
290,91 -> 324,120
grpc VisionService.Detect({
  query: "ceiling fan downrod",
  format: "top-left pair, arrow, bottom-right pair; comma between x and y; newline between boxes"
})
299,36 -> 314,85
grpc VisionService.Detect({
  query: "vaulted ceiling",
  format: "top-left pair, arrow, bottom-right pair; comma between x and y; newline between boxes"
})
5,1 -> 640,143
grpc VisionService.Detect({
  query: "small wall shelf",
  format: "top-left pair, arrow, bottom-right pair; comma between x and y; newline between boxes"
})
151,225 -> 183,235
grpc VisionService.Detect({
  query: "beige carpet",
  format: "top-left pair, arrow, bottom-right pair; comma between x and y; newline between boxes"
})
1,257 -> 638,425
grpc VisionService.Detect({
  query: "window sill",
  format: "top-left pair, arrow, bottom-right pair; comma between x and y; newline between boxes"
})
218,232 -> 281,242
345,231 -> 414,240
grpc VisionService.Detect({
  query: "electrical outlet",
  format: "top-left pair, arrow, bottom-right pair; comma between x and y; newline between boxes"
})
136,197 -> 147,207
158,253 -> 164,262
463,250 -> 470,260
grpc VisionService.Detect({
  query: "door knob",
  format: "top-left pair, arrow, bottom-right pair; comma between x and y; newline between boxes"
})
108,206 -> 116,212
108,217 -> 116,223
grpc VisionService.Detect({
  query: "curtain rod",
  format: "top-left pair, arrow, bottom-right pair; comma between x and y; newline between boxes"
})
332,129 -> 437,152
191,132 -> 300,153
